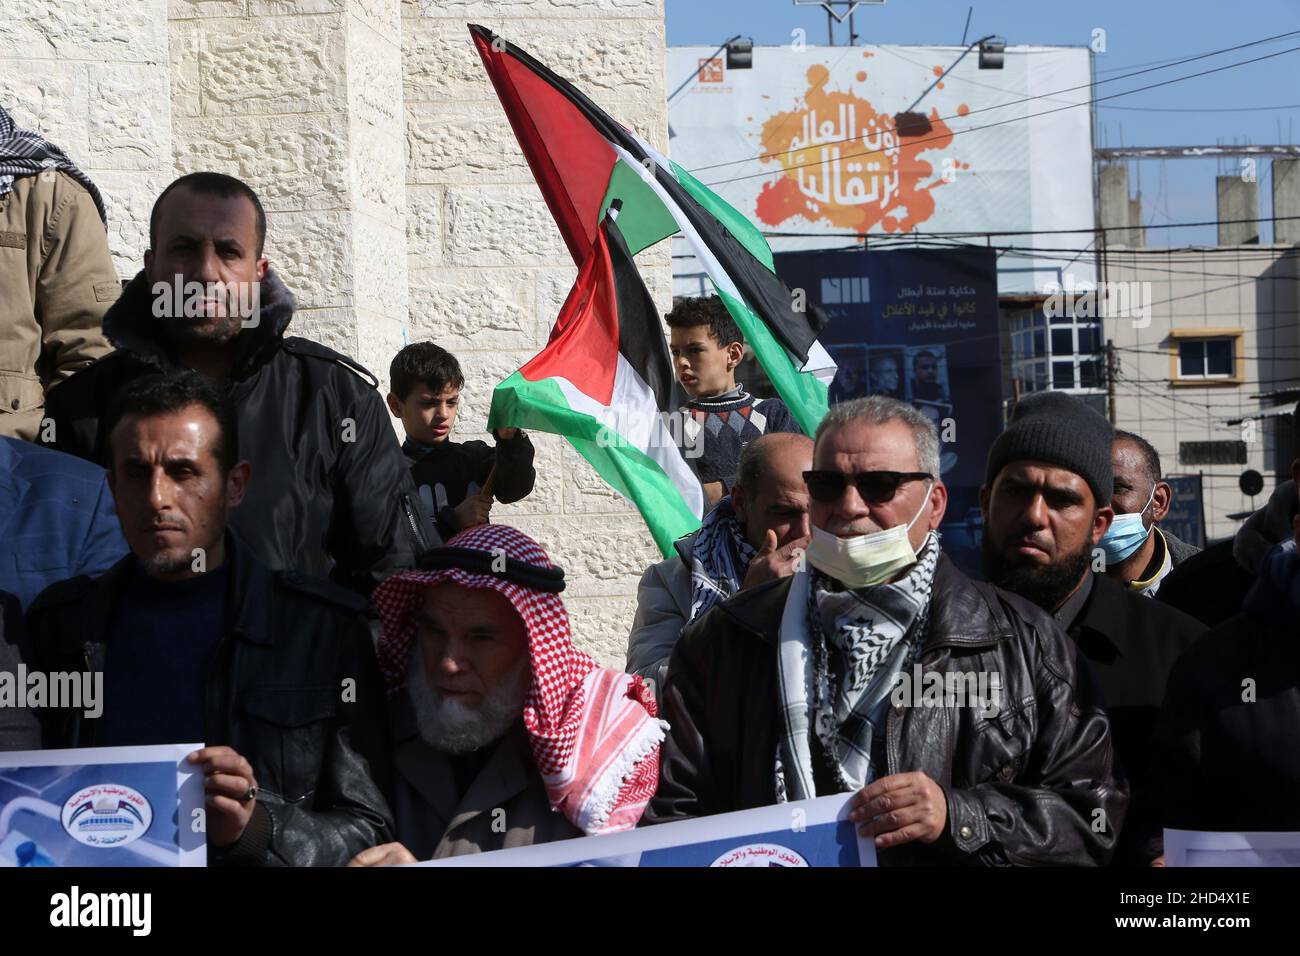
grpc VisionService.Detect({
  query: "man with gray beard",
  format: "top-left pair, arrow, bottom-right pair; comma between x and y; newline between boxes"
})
648,396 -> 1125,866
350,525 -> 664,863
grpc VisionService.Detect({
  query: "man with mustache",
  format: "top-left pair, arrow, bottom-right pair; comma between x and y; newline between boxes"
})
42,171 -> 430,595
648,395 -> 1124,865
979,390 -> 1204,864
26,371 -> 394,865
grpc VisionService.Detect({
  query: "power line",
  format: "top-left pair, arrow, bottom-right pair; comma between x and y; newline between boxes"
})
752,213 -> 1300,240
702,44 -> 1300,188
686,29 -> 1300,178
689,28 -> 1300,174
1099,102 -> 1300,113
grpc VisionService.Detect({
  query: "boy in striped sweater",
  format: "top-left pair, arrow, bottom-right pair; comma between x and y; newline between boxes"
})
666,295 -> 802,508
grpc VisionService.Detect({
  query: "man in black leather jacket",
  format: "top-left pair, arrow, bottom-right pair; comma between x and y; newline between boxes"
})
646,396 -> 1127,866
40,171 -> 432,596
26,372 -> 393,866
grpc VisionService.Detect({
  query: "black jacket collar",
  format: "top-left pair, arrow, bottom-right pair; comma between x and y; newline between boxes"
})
101,267 -> 297,379
712,552 -> 1013,650
76,531 -> 275,650
1069,572 -> 1130,648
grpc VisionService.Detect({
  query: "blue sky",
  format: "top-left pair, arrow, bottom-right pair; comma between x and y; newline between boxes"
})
665,0 -> 1300,245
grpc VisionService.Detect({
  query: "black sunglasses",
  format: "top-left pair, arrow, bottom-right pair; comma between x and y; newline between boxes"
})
802,469 -> 933,505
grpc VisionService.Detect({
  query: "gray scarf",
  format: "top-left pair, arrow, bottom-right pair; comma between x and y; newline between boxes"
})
775,532 -> 940,801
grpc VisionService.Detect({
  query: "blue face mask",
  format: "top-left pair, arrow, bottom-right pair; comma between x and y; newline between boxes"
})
1099,483 -> 1157,564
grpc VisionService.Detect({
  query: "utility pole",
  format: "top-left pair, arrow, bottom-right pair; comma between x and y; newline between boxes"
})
1105,339 -> 1117,424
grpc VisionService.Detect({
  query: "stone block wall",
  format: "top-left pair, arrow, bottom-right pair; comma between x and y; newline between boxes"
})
0,0 -> 173,278
6,0 -> 669,665
400,0 -> 669,666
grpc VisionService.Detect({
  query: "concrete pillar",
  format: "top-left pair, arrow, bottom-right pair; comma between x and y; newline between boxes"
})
1127,195 -> 1146,248
1099,163 -> 1136,247
1273,157 -> 1300,244
1217,175 -> 1259,245
168,0 -> 410,389
0,0 -> 174,278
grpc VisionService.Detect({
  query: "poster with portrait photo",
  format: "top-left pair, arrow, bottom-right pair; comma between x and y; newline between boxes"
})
906,346 -> 950,405
774,246 -> 1002,577
863,346 -> 906,402
827,343 -> 868,404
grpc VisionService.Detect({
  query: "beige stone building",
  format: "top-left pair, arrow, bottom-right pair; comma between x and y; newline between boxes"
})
1105,245 -> 1300,542
1,0 -> 669,664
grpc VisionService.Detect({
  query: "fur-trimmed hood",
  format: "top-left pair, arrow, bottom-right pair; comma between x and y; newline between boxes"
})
101,267 -> 297,375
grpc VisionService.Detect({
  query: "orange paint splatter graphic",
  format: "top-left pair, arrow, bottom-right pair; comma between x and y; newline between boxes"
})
856,70 -> 867,81
957,103 -> 970,116
755,64 -> 961,234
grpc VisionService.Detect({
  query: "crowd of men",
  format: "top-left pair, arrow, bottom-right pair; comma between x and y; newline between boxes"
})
1,106 -> 1298,866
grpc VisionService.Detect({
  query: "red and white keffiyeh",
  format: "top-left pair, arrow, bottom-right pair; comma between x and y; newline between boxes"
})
373,524 -> 665,835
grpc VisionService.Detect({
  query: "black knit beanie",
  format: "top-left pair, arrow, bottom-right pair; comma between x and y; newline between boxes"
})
984,391 -> 1114,505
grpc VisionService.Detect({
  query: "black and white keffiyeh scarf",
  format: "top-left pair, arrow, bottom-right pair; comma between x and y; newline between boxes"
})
775,531 -> 940,801
687,495 -> 757,623
0,105 -> 107,224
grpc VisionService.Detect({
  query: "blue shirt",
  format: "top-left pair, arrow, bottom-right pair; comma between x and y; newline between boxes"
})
0,436 -> 127,609
98,562 -> 229,748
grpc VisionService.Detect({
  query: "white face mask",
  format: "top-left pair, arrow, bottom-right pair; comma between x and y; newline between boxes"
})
805,482 -> 933,588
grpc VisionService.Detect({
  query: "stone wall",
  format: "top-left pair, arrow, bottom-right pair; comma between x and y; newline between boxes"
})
6,0 -> 669,665
0,0 -> 173,278
400,0 -> 669,666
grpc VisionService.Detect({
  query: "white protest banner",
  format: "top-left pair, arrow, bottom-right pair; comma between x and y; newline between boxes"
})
419,792 -> 874,867
0,743 -> 206,867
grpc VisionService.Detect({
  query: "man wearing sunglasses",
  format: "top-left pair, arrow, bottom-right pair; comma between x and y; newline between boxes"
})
980,390 -> 1204,864
649,395 -> 1126,866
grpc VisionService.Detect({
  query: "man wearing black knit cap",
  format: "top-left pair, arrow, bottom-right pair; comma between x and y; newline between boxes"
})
979,391 -> 1205,865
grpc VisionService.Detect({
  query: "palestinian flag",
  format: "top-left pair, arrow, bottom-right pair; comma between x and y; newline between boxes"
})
471,24 -> 835,553
490,213 -> 704,554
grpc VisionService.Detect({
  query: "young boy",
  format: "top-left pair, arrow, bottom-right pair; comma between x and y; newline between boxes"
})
666,295 -> 802,506
387,342 -> 536,542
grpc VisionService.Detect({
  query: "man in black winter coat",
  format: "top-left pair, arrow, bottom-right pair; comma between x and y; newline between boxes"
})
979,391 -> 1205,864
41,172 -> 430,595
27,373 -> 394,866
1147,479 -> 1300,859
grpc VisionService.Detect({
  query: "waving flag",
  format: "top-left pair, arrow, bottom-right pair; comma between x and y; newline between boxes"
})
491,212 -> 704,554
472,24 -> 834,552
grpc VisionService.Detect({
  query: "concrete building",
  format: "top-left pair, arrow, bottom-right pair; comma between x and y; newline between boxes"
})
1,0 -> 670,665
1105,244 -> 1300,542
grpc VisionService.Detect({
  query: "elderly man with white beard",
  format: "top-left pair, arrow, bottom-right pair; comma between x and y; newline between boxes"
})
349,525 -> 665,863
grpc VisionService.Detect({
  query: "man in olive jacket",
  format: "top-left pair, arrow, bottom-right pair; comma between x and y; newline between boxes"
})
0,105 -> 117,440
27,372 -> 393,866
647,397 -> 1126,866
